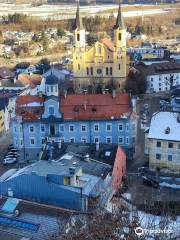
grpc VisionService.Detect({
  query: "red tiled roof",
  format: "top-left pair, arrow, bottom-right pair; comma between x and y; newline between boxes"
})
61,93 -> 131,120
17,74 -> 36,89
16,96 -> 44,106
16,93 -> 131,121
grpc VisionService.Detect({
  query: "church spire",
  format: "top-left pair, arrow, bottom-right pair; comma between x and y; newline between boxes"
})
73,0 -> 84,30
114,1 -> 125,30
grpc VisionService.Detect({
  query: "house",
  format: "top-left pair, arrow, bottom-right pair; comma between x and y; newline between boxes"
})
145,112 -> 180,174
0,97 -> 9,136
171,85 -> 180,111
12,73 -> 137,161
0,152 -> 113,212
139,62 -> 180,93
72,2 -> 127,92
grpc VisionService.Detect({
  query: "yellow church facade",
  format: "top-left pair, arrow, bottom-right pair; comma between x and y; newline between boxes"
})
73,2 -> 127,92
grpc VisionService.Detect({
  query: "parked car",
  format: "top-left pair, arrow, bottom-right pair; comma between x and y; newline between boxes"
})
142,176 -> 159,188
3,158 -> 17,164
9,149 -> 17,153
6,153 -> 17,158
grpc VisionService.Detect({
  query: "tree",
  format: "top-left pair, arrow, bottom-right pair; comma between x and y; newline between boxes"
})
57,28 -> 65,38
37,58 -> 51,73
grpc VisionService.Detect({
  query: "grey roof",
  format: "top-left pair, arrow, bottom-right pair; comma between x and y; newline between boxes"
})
114,2 -> 125,30
73,0 -> 84,30
45,73 -> 58,85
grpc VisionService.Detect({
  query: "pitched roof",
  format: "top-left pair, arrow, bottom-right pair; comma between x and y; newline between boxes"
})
16,93 -> 131,121
61,93 -> 131,120
101,38 -> 114,52
148,112 -> 180,141
17,74 -> 36,89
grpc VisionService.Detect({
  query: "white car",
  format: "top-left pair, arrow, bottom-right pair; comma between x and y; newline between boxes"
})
3,158 -> 17,164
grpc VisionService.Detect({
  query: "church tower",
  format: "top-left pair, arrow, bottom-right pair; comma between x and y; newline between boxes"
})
113,1 -> 127,89
73,0 -> 86,91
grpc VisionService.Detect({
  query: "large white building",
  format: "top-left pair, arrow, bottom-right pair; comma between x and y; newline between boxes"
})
140,62 -> 180,93
145,112 -> 180,174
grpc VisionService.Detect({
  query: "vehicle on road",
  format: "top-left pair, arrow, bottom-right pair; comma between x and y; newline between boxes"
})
3,158 -> 17,164
142,176 -> 159,188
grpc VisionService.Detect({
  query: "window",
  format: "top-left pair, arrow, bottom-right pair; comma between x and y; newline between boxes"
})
106,137 -> 112,144
51,86 -> 53,92
47,86 -> 49,92
14,126 -> 17,133
106,67 -> 108,75
41,138 -> 46,145
106,124 -> 112,132
94,124 -> 99,132
98,45 -> 101,54
119,64 -> 121,70
159,88 -> 161,91
20,139 -> 23,146
118,137 -> 124,144
126,123 -> 129,132
126,137 -> 129,145
19,126 -> 22,132
151,78 -> 153,82
156,154 -> 161,160
69,137 -> 75,143
81,125 -> 87,132
118,32 -> 121,41
59,124 -> 64,132
132,137 -> 135,143
40,125 -> 45,133
110,67 -> 112,76
90,67 -> 93,75
94,137 -> 99,143
118,124 -> 124,131
168,142 -> 173,149
87,67 -> 89,75
49,106 -> 55,115
29,125 -> 34,133
77,33 -> 80,41
168,155 -> 172,161
30,138 -> 35,145
78,64 -> 80,70
69,125 -> 75,132
159,83 -> 161,87
156,141 -> 161,147
81,137 -> 87,143
50,125 -> 56,136
60,137 -> 65,143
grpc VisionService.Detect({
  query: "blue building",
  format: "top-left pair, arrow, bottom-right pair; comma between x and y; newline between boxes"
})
0,153 -> 112,212
12,74 -> 137,161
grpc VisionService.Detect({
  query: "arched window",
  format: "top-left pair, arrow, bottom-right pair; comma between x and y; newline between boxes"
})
77,33 -> 80,41
98,45 -> 101,54
118,33 -> 121,41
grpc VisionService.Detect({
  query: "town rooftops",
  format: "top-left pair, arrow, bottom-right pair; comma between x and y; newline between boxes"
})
16,93 -> 131,121
141,62 -> 180,76
0,66 -> 14,80
148,112 -> 180,141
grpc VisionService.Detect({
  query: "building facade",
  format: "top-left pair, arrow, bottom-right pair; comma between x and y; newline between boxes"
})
145,112 -> 180,174
73,2 -> 127,92
12,74 -> 137,161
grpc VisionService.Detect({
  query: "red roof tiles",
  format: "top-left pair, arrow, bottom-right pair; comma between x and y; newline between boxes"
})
16,93 -> 131,121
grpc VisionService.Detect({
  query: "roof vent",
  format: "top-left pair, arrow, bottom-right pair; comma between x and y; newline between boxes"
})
165,127 -> 170,134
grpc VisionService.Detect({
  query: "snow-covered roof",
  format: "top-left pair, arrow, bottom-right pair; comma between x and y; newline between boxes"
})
148,112 -> 180,141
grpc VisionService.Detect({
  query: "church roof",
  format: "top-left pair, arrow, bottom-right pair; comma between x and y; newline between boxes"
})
73,0 -> 84,30
101,38 -> 114,52
114,2 -> 125,30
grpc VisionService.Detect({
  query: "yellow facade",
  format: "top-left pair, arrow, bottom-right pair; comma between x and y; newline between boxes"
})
73,3 -> 127,92
0,109 -> 5,136
145,136 -> 180,174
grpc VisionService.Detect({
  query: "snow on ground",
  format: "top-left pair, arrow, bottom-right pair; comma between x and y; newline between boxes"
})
0,4 -> 170,20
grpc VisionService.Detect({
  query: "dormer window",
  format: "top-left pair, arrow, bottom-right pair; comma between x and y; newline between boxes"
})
165,127 -> 170,134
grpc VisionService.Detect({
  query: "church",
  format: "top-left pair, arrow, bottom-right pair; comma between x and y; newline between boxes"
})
73,1 -> 127,92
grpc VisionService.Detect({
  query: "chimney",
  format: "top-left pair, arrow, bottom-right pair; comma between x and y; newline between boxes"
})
96,142 -> 100,151
83,100 -> 87,111
112,89 -> 116,99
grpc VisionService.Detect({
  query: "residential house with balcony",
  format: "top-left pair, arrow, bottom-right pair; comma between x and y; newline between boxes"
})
145,112 -> 180,174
